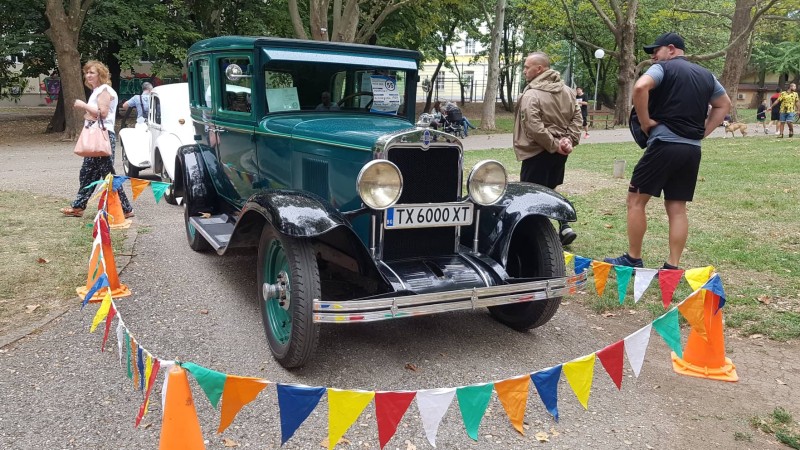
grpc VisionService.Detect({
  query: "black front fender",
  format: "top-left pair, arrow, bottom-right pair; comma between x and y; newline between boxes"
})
241,190 -> 348,237
174,144 -> 217,215
462,182 -> 576,265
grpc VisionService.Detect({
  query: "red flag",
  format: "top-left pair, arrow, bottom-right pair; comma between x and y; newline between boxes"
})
135,359 -> 161,427
658,269 -> 684,308
596,340 -> 624,390
375,391 -> 416,449
101,305 -> 117,352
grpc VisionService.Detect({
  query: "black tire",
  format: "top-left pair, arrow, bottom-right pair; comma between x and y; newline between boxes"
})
184,203 -> 211,251
489,216 -> 565,331
156,151 -> 179,205
121,143 -> 140,178
257,226 -> 321,368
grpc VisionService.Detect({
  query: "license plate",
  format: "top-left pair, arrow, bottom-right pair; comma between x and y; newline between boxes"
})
384,203 -> 473,229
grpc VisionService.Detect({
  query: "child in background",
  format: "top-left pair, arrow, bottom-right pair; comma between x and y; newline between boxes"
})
757,100 -> 768,134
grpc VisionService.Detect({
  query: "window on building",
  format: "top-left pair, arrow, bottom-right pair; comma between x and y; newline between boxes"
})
464,39 -> 476,55
436,73 -> 445,89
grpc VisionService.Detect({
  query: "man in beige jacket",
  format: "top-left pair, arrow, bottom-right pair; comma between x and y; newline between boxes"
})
514,52 -> 583,245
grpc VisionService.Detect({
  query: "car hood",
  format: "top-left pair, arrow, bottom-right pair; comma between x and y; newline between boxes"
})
262,114 -> 413,149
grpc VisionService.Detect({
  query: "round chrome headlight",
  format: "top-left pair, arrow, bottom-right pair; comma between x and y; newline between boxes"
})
468,160 -> 507,206
357,160 -> 403,210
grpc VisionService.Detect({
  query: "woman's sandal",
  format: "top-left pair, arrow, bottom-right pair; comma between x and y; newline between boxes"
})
61,207 -> 84,217
124,212 -> 135,219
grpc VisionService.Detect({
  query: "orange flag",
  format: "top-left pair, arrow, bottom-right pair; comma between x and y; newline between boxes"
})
130,178 -> 150,201
678,290 -> 708,341
494,375 -> 530,435
591,261 -> 612,296
218,376 -> 270,433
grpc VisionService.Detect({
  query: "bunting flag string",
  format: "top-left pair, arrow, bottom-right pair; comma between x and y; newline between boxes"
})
78,192 -> 735,449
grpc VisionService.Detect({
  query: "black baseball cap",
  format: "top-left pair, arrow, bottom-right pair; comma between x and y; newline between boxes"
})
643,32 -> 685,54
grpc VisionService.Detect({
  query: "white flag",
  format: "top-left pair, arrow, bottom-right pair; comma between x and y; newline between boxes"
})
159,360 -> 176,410
416,387 -> 456,447
633,269 -> 658,303
115,320 -> 125,364
624,324 -> 652,377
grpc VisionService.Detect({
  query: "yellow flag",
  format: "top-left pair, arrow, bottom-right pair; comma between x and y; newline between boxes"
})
564,252 -> 575,270
494,375 -> 530,435
678,290 -> 708,341
218,376 -> 269,433
90,291 -> 112,332
685,266 -> 715,291
328,388 -> 375,449
591,261 -> 612,296
130,179 -> 150,201
563,353 -> 596,410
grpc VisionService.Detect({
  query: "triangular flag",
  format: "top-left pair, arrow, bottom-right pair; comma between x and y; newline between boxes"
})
135,358 -> 161,427
218,376 -> 269,433
125,332 -> 132,379
90,291 -> 112,332
653,308 -> 683,358
116,320 -> 124,364
574,256 -> 592,275
563,354 -> 596,410
375,391 -> 416,449
144,353 -> 153,393
592,261 -> 612,296
81,273 -> 109,309
614,265 -> 634,304
678,290 -> 708,341
130,178 -> 150,201
624,324 -> 652,377
328,388 -> 375,449
658,269 -> 684,308
131,338 -> 138,386
416,388 -> 456,447
456,383 -> 493,441
564,251 -> 575,269
596,340 -> 624,390
137,346 -> 145,391
685,265 -> 715,291
531,365 -> 562,421
701,275 -> 727,310
159,360 -> 176,410
182,362 -> 227,409
494,375 -> 530,435
111,175 -> 128,192
150,181 -> 170,204
82,179 -> 106,191
633,268 -> 658,303
101,304 -> 117,352
276,384 -> 325,445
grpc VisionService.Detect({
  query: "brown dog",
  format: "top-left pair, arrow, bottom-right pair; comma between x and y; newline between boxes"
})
723,120 -> 748,138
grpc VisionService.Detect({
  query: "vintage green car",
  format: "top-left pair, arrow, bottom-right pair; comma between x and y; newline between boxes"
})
175,36 -> 580,368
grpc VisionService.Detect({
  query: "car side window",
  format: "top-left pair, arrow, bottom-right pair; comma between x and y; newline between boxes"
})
220,57 -> 252,114
196,59 -> 211,108
264,70 -> 299,113
152,96 -> 161,124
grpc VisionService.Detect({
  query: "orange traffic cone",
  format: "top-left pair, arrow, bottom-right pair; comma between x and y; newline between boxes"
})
159,365 -> 206,450
671,290 -> 738,382
76,209 -> 131,302
106,188 -> 132,230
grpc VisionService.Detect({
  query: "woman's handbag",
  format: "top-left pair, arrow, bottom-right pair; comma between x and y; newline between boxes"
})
74,120 -> 112,157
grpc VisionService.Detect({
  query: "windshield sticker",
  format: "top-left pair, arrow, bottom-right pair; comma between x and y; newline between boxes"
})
266,87 -> 300,112
369,75 -> 400,115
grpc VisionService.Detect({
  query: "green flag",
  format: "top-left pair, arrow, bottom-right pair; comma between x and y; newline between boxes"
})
456,383 -> 494,441
615,265 -> 634,304
182,362 -> 227,408
150,181 -> 170,204
653,308 -> 683,358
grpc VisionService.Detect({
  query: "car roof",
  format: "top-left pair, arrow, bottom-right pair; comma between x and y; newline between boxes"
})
151,83 -> 190,120
188,36 -> 419,61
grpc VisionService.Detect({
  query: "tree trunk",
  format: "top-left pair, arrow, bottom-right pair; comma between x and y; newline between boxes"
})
425,61 -> 444,112
614,14 -> 637,125
719,0 -> 755,122
480,0 -> 506,130
46,88 -> 66,133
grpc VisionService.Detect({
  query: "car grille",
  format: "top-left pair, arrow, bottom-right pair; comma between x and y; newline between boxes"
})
382,146 -> 461,260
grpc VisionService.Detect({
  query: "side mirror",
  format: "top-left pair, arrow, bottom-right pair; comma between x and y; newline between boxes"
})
225,64 -> 251,81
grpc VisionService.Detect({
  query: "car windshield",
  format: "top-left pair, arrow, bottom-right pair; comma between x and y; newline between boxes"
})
263,62 -> 410,117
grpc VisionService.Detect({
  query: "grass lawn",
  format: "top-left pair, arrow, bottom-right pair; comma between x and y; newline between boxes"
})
464,137 -> 800,340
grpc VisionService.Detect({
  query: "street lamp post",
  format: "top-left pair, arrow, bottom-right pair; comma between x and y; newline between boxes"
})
593,48 -> 605,111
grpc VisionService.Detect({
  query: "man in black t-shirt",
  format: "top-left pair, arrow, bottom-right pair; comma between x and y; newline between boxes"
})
576,87 -> 589,138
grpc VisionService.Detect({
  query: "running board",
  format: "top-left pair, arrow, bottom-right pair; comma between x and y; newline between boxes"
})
188,214 -> 235,251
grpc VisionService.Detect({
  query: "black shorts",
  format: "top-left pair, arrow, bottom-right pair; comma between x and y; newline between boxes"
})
771,108 -> 780,121
521,151 -> 568,189
629,140 -> 701,201
581,112 -> 587,127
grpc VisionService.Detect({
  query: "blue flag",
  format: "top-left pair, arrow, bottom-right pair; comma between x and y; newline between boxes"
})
574,256 -> 592,275
531,365 -> 562,421
277,384 -> 326,445
81,274 -> 109,309
137,346 -> 145,391
702,275 -> 727,310
112,175 -> 129,192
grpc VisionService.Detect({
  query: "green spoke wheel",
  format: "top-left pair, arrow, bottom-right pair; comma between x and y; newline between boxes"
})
257,226 -> 320,368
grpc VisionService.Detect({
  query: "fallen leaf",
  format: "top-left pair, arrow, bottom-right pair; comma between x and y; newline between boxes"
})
757,295 -> 771,305
404,440 -> 417,450
628,310 -> 636,315
749,334 -> 764,339
601,210 -> 613,216
603,224 -> 613,229
199,309 -> 209,315
776,379 -> 786,385
591,326 -> 604,331
319,437 -> 350,448
404,363 -> 418,372
200,212 -> 212,218
26,304 -> 41,313
36,257 -> 49,264
535,431 -> 549,442
602,312 -> 616,318
550,427 -> 560,437
785,189 -> 791,193
222,438 -> 240,447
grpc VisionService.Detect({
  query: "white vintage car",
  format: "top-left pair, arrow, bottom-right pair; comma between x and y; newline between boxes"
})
118,83 -> 193,205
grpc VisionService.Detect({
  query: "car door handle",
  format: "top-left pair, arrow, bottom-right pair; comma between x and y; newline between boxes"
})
215,127 -> 227,133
